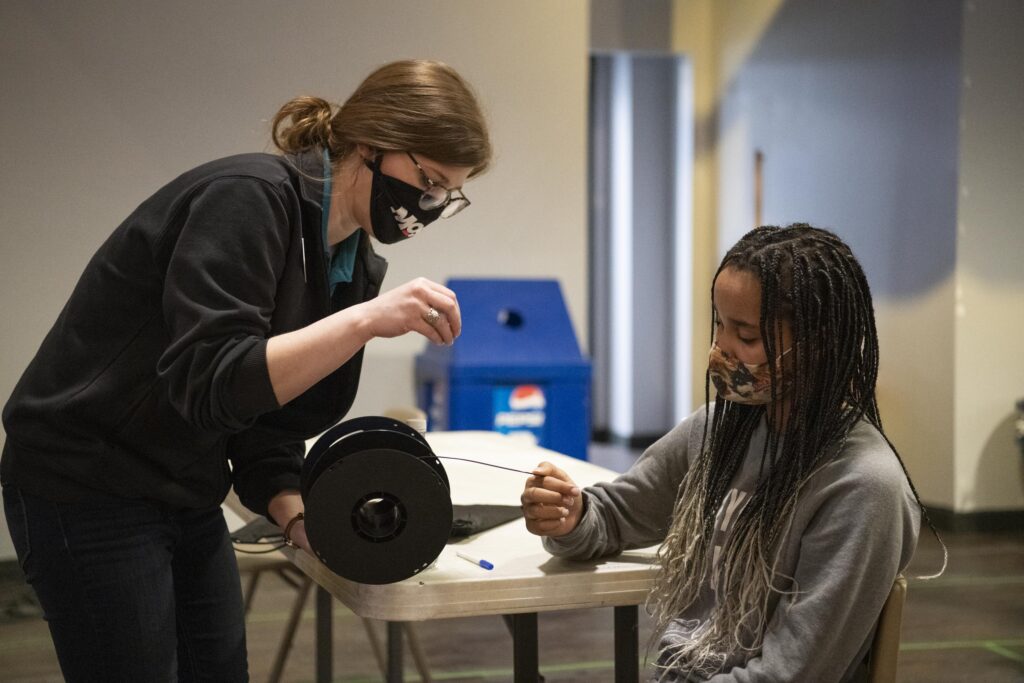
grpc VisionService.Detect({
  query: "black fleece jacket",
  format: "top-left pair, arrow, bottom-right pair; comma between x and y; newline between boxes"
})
1,151 -> 386,518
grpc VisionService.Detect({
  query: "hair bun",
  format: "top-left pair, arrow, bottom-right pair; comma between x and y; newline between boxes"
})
271,96 -> 336,154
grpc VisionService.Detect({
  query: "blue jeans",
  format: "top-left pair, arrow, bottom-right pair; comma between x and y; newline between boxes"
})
2,485 -> 248,682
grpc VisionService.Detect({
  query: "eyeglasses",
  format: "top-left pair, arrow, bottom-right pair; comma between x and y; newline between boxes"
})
407,152 -> 470,218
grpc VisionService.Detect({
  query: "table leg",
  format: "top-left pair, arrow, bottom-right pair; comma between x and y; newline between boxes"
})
315,586 -> 333,683
614,605 -> 639,683
386,621 -> 404,683
509,613 -> 540,683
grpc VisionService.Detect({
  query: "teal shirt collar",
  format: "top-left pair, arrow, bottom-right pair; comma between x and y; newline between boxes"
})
322,149 -> 359,294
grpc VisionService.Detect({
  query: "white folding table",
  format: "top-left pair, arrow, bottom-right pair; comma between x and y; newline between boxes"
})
230,430 -> 658,683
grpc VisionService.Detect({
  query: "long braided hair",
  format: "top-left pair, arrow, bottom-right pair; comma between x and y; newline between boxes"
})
648,224 -> 945,678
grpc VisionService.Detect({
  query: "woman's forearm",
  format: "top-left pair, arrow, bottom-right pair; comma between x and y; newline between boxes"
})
265,305 -> 373,406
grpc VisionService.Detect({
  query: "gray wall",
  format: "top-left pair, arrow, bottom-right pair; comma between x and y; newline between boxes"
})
629,57 -> 678,436
716,0 -> 963,507
589,54 -> 684,440
588,0 -> 688,440
591,0 -> 673,52
0,0 -> 590,559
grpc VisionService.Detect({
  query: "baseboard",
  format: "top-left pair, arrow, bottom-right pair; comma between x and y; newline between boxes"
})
926,506 -> 1024,533
591,430 -> 661,450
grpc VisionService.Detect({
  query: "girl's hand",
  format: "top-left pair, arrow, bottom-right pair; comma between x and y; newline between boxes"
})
354,277 -> 461,346
521,461 -> 583,537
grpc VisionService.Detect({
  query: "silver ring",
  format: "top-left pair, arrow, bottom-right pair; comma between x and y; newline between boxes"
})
423,307 -> 441,326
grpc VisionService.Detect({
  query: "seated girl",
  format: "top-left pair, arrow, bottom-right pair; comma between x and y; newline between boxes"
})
521,224 -> 944,682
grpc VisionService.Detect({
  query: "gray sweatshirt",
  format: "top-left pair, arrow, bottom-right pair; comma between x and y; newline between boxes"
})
545,406 -> 920,682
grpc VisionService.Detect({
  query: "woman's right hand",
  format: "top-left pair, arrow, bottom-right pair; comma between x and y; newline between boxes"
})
521,461 -> 583,537
354,277 -> 461,346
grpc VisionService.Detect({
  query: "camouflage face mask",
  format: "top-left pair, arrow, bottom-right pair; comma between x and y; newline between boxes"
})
707,343 -> 792,405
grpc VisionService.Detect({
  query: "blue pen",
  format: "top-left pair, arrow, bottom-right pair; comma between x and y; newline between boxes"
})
456,551 -> 494,571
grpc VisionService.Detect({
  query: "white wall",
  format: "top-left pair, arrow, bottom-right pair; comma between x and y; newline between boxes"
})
0,0 -> 589,559
671,0 -> 722,411
953,0 -> 1024,512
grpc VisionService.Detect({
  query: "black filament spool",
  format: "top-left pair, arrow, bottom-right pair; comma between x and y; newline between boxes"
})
301,416 -> 443,498
301,418 -> 453,585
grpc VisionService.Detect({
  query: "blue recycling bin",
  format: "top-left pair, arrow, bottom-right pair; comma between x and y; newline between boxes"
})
415,278 -> 591,460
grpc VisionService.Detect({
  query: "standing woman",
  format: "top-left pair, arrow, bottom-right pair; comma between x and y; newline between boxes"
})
2,59 -> 491,681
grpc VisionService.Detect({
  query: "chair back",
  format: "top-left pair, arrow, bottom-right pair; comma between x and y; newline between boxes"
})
867,575 -> 908,683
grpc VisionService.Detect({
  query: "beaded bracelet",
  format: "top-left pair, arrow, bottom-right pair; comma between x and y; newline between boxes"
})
283,512 -> 305,548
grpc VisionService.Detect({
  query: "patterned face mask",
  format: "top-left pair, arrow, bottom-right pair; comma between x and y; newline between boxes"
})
364,155 -> 444,244
707,343 -> 793,405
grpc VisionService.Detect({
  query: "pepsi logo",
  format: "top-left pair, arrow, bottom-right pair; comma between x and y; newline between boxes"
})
509,385 -> 546,410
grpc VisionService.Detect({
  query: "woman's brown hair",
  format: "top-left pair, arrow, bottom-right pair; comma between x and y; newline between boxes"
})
271,59 -> 491,177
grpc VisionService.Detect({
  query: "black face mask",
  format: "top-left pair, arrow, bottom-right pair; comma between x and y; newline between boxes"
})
365,155 -> 444,244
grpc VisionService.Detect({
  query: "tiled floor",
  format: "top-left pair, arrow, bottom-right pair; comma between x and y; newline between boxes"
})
1,442 -> 1022,682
